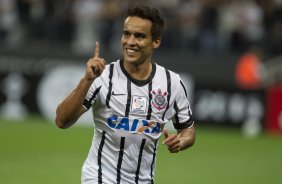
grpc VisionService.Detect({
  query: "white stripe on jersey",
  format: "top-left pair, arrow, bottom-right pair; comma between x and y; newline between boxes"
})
81,60 -> 193,184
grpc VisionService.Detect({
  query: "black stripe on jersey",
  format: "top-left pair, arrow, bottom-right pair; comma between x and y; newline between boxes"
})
173,101 -> 193,129
106,64 -> 114,108
162,69 -> 171,121
83,86 -> 102,109
150,139 -> 158,184
125,80 -> 131,117
98,131 -> 106,184
116,137 -> 125,184
147,81 -> 153,120
180,80 -> 188,98
173,101 -> 180,126
135,139 -> 146,183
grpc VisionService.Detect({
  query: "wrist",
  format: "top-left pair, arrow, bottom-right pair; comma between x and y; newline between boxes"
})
78,77 -> 94,92
81,76 -> 95,83
179,138 -> 184,151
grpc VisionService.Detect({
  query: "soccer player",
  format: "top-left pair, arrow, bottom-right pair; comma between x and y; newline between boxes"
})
55,6 -> 195,184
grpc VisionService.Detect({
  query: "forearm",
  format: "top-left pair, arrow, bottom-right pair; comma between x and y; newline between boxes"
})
55,77 -> 93,128
178,125 -> 196,151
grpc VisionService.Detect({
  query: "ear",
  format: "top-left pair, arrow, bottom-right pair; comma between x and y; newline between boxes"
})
153,38 -> 161,49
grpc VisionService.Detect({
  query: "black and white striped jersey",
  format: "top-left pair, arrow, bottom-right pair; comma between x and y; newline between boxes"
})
81,59 -> 194,184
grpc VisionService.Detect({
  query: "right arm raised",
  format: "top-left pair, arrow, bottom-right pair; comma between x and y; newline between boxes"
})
55,42 -> 106,128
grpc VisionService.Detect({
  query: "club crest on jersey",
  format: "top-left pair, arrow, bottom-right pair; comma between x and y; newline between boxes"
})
151,89 -> 168,111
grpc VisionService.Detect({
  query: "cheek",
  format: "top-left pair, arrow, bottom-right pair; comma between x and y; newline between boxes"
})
140,41 -> 152,49
142,44 -> 154,52
121,36 -> 126,45
120,38 -> 124,46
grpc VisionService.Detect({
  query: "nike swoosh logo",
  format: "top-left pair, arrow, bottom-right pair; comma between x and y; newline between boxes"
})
111,91 -> 126,96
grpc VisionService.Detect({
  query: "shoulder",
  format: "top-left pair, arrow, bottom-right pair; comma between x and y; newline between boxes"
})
105,59 -> 120,70
92,59 -> 120,85
100,59 -> 120,76
155,62 -> 181,82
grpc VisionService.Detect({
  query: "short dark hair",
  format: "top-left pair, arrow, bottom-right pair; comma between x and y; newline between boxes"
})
125,6 -> 165,41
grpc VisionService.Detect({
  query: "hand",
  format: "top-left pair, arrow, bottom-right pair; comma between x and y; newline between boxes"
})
162,129 -> 181,153
84,42 -> 106,81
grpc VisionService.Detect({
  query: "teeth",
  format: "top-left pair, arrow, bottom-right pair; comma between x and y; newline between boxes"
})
127,49 -> 136,53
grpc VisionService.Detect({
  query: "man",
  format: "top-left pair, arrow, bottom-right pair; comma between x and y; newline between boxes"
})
55,6 -> 195,184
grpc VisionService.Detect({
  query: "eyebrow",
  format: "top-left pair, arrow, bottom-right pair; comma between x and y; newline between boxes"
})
123,30 -> 147,37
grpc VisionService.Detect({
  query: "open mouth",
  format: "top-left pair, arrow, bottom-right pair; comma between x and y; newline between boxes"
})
126,48 -> 138,55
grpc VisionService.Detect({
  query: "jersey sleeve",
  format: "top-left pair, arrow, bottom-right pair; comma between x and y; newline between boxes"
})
82,62 -> 111,111
82,77 -> 102,110
172,77 -> 194,130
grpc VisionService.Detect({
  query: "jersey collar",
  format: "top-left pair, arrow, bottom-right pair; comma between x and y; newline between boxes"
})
119,59 -> 156,86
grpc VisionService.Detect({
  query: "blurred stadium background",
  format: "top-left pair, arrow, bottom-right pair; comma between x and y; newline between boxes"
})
0,0 -> 282,183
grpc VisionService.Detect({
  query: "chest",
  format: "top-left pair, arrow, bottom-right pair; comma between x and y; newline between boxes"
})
99,76 -> 172,119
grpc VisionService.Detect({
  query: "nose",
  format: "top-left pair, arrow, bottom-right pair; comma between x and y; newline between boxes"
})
126,35 -> 136,45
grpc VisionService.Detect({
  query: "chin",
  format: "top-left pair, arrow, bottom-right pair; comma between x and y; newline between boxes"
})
124,55 -> 138,63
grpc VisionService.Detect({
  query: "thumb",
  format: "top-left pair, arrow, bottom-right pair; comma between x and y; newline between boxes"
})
163,129 -> 169,138
162,129 -> 169,144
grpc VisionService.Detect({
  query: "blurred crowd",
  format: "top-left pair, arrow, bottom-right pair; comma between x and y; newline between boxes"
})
0,0 -> 281,57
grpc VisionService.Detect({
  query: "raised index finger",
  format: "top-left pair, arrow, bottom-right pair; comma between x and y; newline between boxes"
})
94,41 -> 99,58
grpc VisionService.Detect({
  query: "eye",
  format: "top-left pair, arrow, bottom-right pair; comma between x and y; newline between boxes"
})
135,33 -> 146,40
123,31 -> 130,38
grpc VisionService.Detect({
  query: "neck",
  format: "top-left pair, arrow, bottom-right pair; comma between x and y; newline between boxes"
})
123,60 -> 152,81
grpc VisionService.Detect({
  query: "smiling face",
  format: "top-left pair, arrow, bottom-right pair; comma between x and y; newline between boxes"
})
121,16 -> 161,66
